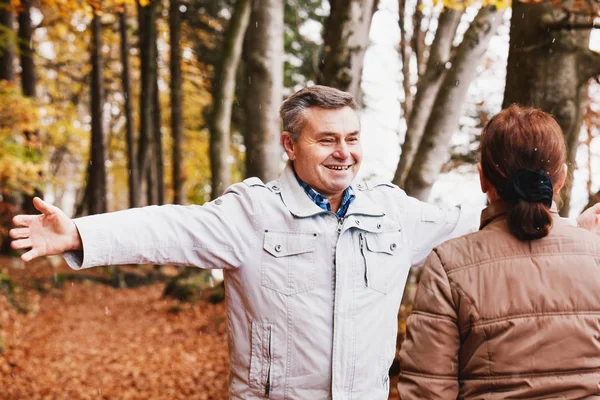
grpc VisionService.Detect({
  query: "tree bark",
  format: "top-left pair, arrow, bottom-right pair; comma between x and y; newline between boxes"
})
317,0 -> 376,103
398,0 -> 412,119
0,0 -> 14,81
152,36 -> 164,206
119,8 -> 139,208
137,0 -> 157,204
404,6 -> 503,201
88,9 -> 107,215
393,8 -> 462,187
503,0 -> 599,216
18,0 -> 42,215
412,0 -> 425,76
209,0 -> 251,199
17,0 -> 34,97
169,0 -> 185,204
242,0 -> 283,181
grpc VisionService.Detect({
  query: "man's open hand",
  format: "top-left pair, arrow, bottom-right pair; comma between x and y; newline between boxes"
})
577,203 -> 600,235
9,197 -> 82,262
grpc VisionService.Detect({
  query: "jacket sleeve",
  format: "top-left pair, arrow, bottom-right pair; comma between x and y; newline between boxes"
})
403,194 -> 483,266
398,249 -> 460,399
63,183 -> 258,270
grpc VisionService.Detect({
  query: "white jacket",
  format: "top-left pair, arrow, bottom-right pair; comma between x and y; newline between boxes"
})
64,162 -> 480,399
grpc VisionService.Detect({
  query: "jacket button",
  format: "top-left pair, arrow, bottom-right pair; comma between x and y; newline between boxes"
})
275,244 -> 282,252
214,199 -> 223,205
355,220 -> 360,225
272,185 -> 280,191
390,243 -> 397,251
377,223 -> 382,229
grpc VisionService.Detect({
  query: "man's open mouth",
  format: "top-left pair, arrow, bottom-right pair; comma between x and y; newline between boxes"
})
324,165 -> 352,171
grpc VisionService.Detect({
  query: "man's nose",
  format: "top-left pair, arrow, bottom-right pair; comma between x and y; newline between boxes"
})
333,142 -> 350,159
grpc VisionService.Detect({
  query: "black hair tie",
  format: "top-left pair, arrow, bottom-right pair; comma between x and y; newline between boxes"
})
498,168 -> 553,208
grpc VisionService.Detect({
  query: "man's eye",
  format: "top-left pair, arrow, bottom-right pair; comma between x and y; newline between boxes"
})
348,137 -> 359,142
320,139 -> 334,143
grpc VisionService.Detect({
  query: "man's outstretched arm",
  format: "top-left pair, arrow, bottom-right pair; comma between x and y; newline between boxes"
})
10,197 -> 82,262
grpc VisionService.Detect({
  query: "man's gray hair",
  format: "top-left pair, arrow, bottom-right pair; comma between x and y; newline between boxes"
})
280,85 -> 358,141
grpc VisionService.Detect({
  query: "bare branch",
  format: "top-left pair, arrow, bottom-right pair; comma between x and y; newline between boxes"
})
542,21 -> 600,30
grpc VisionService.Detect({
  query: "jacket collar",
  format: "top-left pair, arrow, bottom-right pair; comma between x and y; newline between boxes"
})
480,199 -> 559,230
277,162 -> 384,218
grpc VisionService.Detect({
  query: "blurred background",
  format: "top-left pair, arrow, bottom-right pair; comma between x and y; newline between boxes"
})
1,0 -> 600,398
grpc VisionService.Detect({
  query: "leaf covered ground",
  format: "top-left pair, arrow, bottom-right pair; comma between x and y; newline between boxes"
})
0,256 -> 400,399
0,257 -> 229,399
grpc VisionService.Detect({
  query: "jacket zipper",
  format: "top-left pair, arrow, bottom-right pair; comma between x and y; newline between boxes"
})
264,325 -> 272,398
359,232 -> 368,287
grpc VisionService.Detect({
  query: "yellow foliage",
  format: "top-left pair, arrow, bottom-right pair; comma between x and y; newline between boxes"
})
437,0 -> 512,10
0,82 -> 43,196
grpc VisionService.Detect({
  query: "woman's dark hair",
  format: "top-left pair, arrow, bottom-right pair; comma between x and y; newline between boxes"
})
479,105 -> 567,240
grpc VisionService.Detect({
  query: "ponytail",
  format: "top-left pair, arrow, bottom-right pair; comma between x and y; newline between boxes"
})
507,200 -> 552,240
499,168 -> 554,241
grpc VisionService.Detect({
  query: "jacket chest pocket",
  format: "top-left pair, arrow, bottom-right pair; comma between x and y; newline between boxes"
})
358,231 -> 403,294
262,230 -> 317,296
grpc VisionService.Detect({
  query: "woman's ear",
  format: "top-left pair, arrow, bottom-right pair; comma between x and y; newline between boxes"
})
553,163 -> 568,194
478,163 -> 488,193
280,131 -> 296,161
479,163 -> 500,203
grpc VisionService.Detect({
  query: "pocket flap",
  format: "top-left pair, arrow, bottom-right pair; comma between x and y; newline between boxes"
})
365,232 -> 401,255
263,231 -> 317,257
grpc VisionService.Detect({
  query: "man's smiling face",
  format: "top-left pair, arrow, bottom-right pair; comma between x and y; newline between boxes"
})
282,106 -> 362,201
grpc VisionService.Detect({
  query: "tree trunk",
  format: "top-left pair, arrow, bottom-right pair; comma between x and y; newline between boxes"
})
137,0 -> 157,203
209,0 -> 251,199
404,6 -> 503,201
393,8 -> 462,187
398,0 -> 412,119
169,0 -> 185,204
242,0 -> 283,181
18,0 -> 41,215
503,0 -> 600,216
0,0 -> 14,81
412,0 -> 425,77
119,8 -> 139,208
17,0 -> 34,97
152,32 -> 164,206
88,9 -> 107,215
317,0 -> 376,103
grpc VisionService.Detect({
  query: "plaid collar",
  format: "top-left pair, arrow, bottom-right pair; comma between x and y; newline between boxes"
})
294,171 -> 355,218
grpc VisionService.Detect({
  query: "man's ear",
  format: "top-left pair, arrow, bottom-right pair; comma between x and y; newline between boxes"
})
553,163 -> 568,194
280,131 -> 296,161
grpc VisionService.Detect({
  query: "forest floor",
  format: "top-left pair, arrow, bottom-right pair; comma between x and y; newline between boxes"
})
0,256 -> 400,399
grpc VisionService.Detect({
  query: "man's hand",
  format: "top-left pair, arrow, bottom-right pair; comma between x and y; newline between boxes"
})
9,197 -> 82,262
577,203 -> 600,235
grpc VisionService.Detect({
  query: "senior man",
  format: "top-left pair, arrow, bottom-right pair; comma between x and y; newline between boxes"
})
10,85 -> 600,399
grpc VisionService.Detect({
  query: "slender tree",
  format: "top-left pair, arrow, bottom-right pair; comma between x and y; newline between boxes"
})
119,7 -> 139,208
88,6 -> 107,214
18,0 -> 42,215
393,8 -> 462,187
17,0 -> 34,97
0,0 -> 14,81
209,0 -> 251,199
169,0 -> 185,204
137,0 -> 157,203
398,0 -> 412,119
243,0 -> 283,181
152,64 -> 164,205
